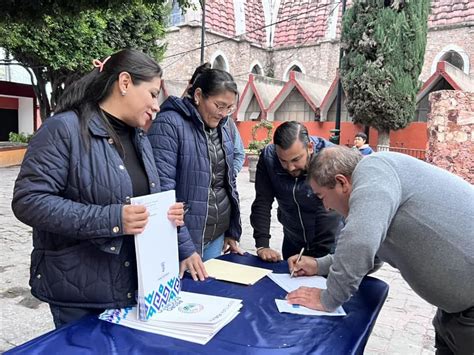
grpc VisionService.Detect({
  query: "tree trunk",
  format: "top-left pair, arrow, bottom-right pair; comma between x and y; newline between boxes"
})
376,129 -> 390,152
32,67 -> 51,122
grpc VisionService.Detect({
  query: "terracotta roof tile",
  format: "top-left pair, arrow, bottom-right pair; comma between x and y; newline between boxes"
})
428,0 -> 472,27
244,0 -> 266,45
201,0 -> 471,48
273,0 -> 333,47
205,0 -> 235,37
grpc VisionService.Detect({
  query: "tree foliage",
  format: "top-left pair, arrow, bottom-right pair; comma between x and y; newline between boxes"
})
2,0 -> 192,22
0,1 -> 175,121
340,0 -> 429,145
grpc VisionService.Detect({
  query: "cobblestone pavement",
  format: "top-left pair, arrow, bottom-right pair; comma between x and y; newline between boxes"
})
0,166 -> 436,353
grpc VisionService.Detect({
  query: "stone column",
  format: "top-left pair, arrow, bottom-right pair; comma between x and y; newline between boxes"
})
426,90 -> 474,184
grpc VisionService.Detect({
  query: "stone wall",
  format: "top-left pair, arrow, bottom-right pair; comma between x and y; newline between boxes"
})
420,25 -> 474,82
271,40 -> 340,82
161,25 -> 269,82
162,24 -> 472,87
426,90 -> 474,183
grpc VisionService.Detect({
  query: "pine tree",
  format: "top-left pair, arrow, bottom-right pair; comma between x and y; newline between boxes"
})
340,0 -> 430,147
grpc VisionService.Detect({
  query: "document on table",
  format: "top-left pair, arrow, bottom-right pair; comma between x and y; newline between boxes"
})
99,291 -> 243,345
131,190 -> 180,321
204,258 -> 272,285
275,299 -> 346,316
268,273 -> 346,316
267,273 -> 328,291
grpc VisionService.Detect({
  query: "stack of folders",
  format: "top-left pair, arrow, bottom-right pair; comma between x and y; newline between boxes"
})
100,291 -> 242,345
130,190 -> 181,320
100,190 -> 242,344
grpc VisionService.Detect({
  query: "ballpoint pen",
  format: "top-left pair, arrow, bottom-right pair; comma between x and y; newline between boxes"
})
290,247 -> 305,278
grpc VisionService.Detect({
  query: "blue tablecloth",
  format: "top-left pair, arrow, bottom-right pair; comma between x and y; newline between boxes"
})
5,253 -> 388,354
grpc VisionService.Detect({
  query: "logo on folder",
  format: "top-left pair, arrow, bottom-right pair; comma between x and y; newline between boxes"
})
179,303 -> 204,314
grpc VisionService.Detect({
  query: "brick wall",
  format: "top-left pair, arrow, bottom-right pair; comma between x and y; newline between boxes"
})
426,90 -> 474,183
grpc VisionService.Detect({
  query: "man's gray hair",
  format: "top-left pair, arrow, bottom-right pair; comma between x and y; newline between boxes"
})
308,146 -> 363,188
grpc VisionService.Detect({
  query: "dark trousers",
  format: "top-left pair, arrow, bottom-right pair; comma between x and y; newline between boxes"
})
281,233 -> 331,260
49,304 -> 104,329
432,306 -> 474,355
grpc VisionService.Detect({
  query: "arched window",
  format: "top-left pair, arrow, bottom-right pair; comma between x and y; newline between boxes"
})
283,61 -> 305,81
212,55 -> 227,71
440,50 -> 464,71
288,65 -> 302,73
251,65 -> 263,75
431,45 -> 469,75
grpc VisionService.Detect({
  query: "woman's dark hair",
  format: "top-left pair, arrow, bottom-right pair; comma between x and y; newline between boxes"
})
273,121 -> 310,150
189,62 -> 211,85
187,68 -> 238,100
55,49 -> 162,147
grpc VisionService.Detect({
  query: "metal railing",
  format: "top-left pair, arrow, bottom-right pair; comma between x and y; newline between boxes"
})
345,144 -> 427,160
378,145 -> 427,160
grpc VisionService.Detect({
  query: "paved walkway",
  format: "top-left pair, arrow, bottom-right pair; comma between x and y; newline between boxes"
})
0,166 -> 437,353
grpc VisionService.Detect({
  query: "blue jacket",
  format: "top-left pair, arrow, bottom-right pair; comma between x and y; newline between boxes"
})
228,119 -> 245,176
250,136 -> 341,257
147,96 -> 241,258
12,111 -> 163,308
358,145 -> 374,155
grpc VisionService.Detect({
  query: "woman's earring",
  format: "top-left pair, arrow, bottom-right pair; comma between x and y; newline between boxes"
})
121,90 -> 127,96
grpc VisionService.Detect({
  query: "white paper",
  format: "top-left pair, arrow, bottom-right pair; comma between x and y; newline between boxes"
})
267,273 -> 328,292
275,299 -> 346,316
268,273 -> 346,316
131,190 -> 180,320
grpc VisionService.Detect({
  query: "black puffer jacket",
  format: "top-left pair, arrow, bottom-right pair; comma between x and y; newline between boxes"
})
203,127 -> 232,244
12,111 -> 162,308
250,137 -> 341,258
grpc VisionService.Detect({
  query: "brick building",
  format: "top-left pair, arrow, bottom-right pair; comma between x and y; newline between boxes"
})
160,0 -> 473,151
162,0 -> 473,99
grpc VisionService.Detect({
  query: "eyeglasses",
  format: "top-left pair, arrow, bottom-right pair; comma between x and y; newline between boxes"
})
212,101 -> 236,115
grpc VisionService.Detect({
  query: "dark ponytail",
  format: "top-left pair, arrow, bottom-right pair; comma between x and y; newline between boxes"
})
187,68 -> 238,100
55,49 -> 162,146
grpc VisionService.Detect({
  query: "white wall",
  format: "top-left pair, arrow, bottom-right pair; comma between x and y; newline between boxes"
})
18,97 -> 34,134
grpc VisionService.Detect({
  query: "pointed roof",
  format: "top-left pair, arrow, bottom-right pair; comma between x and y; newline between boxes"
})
319,72 -> 343,122
417,61 -> 474,103
236,74 -> 285,120
266,71 -> 331,120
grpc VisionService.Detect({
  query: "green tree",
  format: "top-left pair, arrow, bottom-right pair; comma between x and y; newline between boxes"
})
0,1 -> 176,121
2,0 -> 192,22
340,0 -> 429,147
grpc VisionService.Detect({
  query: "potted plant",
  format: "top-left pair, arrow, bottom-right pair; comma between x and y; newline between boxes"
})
0,132 -> 33,168
246,120 -> 273,182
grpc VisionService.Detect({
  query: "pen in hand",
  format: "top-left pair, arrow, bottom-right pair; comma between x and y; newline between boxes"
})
290,247 -> 305,278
